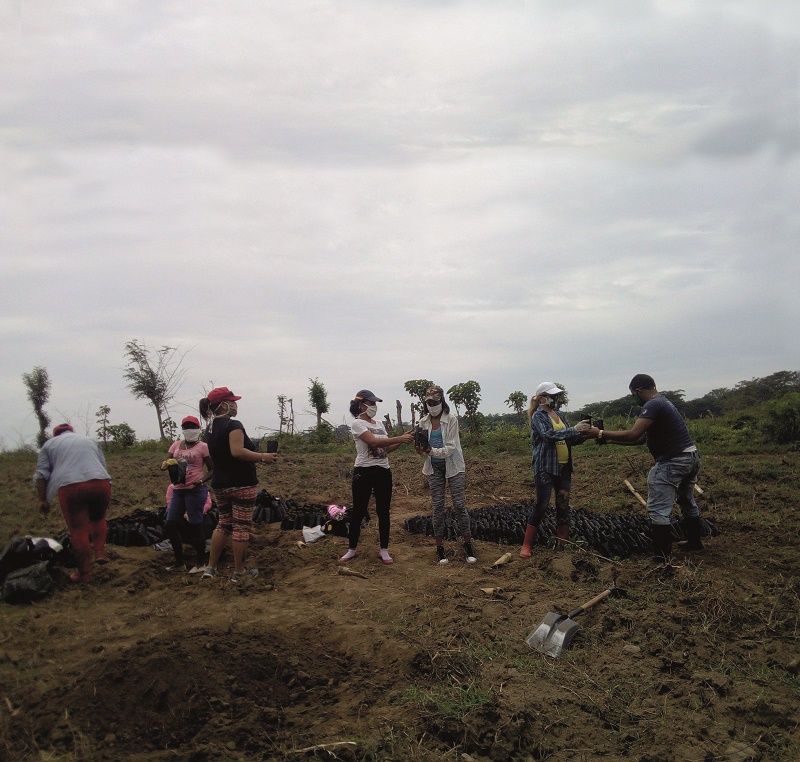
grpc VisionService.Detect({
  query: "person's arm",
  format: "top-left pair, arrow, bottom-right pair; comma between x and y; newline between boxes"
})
358,429 -> 414,451
201,455 -> 214,482
229,429 -> 278,464
35,478 -> 50,514
33,446 -> 52,514
587,416 -> 651,445
532,411 -> 579,442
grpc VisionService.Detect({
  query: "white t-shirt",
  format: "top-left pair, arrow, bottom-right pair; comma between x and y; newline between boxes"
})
351,418 -> 390,469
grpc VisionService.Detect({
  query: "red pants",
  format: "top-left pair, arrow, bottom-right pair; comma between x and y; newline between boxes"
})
57,479 -> 111,575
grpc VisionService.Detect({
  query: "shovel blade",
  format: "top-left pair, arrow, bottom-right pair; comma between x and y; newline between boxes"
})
526,615 -> 581,658
540,618 -> 581,657
525,612 -> 565,652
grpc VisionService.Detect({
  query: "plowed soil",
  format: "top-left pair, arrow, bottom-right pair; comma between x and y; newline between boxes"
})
1,447 -> 798,761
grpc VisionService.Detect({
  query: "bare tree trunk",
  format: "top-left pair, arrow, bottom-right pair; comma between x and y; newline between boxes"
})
289,399 -> 295,435
395,400 -> 403,432
383,414 -> 393,435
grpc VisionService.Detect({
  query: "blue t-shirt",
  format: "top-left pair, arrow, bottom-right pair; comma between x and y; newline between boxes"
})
429,428 -> 445,463
639,395 -> 696,462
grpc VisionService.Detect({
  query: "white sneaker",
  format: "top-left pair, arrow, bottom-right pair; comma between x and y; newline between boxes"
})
188,565 -> 207,575
464,542 -> 477,564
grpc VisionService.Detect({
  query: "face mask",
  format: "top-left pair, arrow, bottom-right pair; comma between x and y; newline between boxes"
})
539,396 -> 553,408
183,429 -> 201,442
364,404 -> 377,419
427,404 -> 443,417
216,402 -> 236,418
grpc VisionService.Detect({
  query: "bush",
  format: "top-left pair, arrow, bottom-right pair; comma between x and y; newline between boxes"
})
106,423 -> 137,449
760,392 -> 800,444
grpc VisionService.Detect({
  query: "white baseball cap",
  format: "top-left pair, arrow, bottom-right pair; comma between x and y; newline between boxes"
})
534,381 -> 562,397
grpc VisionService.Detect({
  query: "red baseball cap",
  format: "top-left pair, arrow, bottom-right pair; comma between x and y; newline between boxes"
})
53,423 -> 74,436
207,387 -> 242,404
181,415 -> 201,428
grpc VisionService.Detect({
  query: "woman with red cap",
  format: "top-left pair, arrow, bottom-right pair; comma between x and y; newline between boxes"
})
163,415 -> 214,574
340,390 -> 414,565
33,423 -> 112,583
199,387 -> 277,582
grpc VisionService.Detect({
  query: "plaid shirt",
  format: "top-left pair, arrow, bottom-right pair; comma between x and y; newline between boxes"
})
531,408 -> 584,476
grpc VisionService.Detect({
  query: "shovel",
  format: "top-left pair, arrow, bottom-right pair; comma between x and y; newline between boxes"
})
526,585 -> 624,658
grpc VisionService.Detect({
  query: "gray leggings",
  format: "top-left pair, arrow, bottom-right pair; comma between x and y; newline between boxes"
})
429,468 -> 470,538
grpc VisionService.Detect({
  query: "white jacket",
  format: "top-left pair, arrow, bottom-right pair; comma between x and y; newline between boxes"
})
418,411 -> 466,478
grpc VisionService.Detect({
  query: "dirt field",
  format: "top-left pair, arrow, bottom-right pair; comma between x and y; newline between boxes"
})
1,446 -> 798,761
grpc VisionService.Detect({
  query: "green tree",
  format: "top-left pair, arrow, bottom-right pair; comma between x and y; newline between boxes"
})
95,405 -> 111,449
552,383 -> 570,409
308,378 -> 330,429
163,417 -> 178,442
727,371 -> 800,410
107,422 -> 137,449
760,392 -> 800,444
504,391 -> 527,430
404,379 -> 434,421
447,380 -> 482,435
22,366 -> 51,448
123,340 -> 187,440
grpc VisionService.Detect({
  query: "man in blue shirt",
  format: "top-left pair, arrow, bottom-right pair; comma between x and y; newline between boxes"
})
584,374 -> 703,562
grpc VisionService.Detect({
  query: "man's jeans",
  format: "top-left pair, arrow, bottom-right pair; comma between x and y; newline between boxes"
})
646,451 -> 700,526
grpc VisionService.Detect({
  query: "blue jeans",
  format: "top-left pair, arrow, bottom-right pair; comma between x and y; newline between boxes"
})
166,484 -> 209,524
646,452 -> 700,526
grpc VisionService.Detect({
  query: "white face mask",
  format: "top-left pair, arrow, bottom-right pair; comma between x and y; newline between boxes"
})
183,429 -> 202,442
427,404 -> 443,417
364,404 -> 378,419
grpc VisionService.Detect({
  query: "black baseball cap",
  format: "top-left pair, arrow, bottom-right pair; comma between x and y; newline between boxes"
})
354,389 -> 382,403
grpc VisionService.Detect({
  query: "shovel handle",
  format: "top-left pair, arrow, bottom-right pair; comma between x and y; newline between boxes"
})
567,588 -> 613,619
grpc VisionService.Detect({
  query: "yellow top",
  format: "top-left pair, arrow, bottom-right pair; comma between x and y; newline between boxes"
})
551,417 -> 569,465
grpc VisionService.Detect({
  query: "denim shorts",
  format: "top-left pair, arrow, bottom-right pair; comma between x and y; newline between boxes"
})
646,452 -> 700,525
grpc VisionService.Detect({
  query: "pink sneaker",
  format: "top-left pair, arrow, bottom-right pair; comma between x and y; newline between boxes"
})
378,550 -> 394,565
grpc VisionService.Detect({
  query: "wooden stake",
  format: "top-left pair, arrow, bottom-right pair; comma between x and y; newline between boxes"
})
623,479 -> 647,507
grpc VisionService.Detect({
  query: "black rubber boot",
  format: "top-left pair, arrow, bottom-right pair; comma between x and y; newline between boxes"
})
649,523 -> 673,563
677,516 -> 705,551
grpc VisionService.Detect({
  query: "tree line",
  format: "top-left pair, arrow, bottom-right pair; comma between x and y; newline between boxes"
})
19,341 -> 800,449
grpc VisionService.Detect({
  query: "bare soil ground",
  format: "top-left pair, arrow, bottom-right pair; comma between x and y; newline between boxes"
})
1,447 -> 798,761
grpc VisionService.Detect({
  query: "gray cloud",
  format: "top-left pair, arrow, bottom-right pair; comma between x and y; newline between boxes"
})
1,1 -> 797,447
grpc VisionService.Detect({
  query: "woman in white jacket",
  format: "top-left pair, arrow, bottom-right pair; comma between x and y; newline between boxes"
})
415,385 -> 476,565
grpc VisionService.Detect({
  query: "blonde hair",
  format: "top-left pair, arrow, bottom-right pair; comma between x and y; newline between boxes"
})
526,395 -> 540,429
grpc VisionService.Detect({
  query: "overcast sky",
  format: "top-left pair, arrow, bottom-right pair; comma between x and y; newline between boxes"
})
2,1 -> 798,447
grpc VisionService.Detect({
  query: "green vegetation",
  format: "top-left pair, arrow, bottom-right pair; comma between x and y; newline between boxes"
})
7,370 -> 798,455
21,366 -> 51,448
